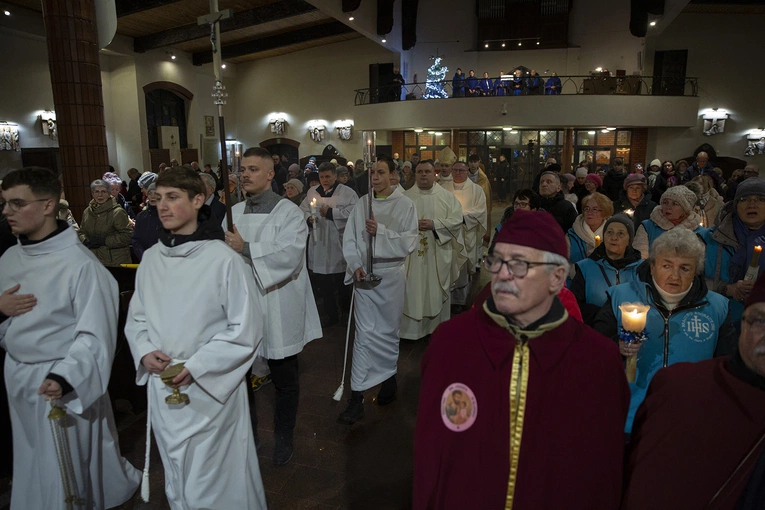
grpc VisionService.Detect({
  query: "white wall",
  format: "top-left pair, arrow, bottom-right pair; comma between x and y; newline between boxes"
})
234,37 -> 395,161
645,12 -> 765,165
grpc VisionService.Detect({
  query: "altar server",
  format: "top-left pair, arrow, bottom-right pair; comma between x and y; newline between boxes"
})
225,147 -> 322,465
402,160 -> 465,340
441,160 -> 487,309
300,162 -> 359,327
125,167 -> 265,508
339,154 -> 418,424
0,167 -> 139,510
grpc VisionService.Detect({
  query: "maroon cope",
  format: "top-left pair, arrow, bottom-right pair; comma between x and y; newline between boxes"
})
413,210 -> 630,509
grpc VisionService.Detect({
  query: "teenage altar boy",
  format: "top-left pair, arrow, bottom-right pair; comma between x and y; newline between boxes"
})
125,167 -> 266,508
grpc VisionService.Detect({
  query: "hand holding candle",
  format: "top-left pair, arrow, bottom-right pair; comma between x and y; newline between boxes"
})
595,235 -> 601,247
310,198 -> 320,242
744,245 -> 762,282
618,303 -> 650,383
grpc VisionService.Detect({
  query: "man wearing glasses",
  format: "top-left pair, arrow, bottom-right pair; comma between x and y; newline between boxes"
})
414,209 -> 629,509
623,271 -> 765,509
0,167 -> 139,508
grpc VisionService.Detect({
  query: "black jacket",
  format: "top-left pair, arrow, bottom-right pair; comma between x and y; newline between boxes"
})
0,214 -> 16,258
613,190 -> 658,229
540,191 -> 577,233
209,194 -> 227,225
602,168 -> 628,201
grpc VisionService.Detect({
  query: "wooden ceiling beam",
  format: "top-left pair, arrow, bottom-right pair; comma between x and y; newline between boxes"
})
192,20 -> 355,65
116,0 -> 182,18
133,0 -> 318,53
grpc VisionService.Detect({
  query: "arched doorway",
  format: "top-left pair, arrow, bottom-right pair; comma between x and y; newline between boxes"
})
260,138 -> 300,167
143,82 -> 194,169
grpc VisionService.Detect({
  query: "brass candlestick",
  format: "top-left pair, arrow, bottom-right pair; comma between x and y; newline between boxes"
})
160,363 -> 190,405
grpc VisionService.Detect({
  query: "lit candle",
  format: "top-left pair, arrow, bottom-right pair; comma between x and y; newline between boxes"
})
624,208 -> 634,217
744,245 -> 762,281
310,198 -> 319,243
594,235 -> 601,247
752,245 -> 763,268
619,303 -> 650,333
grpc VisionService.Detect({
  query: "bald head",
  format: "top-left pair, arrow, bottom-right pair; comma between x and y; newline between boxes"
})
696,152 -> 709,165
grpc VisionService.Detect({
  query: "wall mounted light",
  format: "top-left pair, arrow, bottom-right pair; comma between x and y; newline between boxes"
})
308,120 -> 326,142
4,10 -> 10,16
348,16 -> 354,21
269,113 -> 288,135
484,43 -> 489,48
745,129 -> 765,156
414,128 -> 424,133
702,108 -> 729,136
39,110 -> 57,140
336,120 -> 354,140
382,38 -> 387,43
649,21 -> 657,26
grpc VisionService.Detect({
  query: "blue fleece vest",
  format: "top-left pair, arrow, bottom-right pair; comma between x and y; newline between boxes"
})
567,229 -> 589,267
699,227 -> 744,323
641,219 -> 706,252
576,258 -> 642,307
608,279 -> 728,433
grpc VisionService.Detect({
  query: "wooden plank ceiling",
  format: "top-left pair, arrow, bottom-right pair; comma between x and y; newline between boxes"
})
5,0 -> 362,63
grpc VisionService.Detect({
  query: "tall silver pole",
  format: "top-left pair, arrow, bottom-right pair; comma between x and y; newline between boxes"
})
361,131 -> 381,282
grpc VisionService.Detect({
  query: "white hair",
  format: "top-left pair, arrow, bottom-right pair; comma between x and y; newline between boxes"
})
90,179 -> 109,192
542,250 -> 569,275
198,172 -> 216,192
649,228 -> 705,273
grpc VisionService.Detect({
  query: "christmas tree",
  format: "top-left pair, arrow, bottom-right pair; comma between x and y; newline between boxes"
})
423,55 -> 449,99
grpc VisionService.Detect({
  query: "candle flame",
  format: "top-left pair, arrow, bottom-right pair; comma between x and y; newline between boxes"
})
310,198 -> 316,206
624,208 -> 634,217
757,246 -> 762,253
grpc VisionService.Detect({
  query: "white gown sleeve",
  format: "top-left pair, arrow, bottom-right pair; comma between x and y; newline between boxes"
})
342,200 -> 366,278
51,262 -> 119,415
433,194 -> 465,247
374,200 -> 419,259
462,187 -> 487,232
125,262 -> 159,386
247,203 -> 309,290
331,187 -> 359,232
184,257 -> 262,404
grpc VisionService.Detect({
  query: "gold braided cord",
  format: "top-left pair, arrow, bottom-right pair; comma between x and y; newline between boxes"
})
505,342 -> 530,510
48,401 -> 83,509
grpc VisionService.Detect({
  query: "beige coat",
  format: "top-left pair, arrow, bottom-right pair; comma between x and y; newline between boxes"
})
79,197 -> 133,266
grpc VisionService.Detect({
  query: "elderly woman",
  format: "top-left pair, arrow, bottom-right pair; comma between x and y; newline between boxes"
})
79,179 -> 133,266
690,174 -> 723,227
284,178 -> 305,206
651,160 -> 678,203
131,183 -> 161,261
594,227 -> 735,433
675,159 -> 695,184
577,173 -> 603,212
566,192 -> 612,273
613,173 -> 657,229
633,185 -> 704,259
102,171 -> 135,221
701,178 -> 765,325
569,214 -> 642,324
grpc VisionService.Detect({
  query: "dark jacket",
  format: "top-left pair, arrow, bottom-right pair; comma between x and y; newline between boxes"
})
204,170 -> 222,192
452,72 -> 465,96
127,178 -> 142,207
651,169 -> 680,203
131,204 -> 162,261
465,76 -> 479,95
613,190 -> 658,229
602,168 -> 628,201
691,161 -> 722,191
273,164 -> 288,194
355,170 -> 369,197
0,214 -> 16,258
497,160 -> 510,180
540,191 -> 577,233
209,194 -> 227,225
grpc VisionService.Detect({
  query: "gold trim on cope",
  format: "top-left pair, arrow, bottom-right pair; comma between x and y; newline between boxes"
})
505,341 -> 530,509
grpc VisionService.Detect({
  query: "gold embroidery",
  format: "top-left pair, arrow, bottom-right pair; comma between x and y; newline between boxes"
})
505,340 -> 530,509
417,233 -> 429,257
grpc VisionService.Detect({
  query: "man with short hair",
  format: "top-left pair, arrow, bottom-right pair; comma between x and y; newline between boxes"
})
203,162 -> 222,192
410,153 -> 421,169
465,70 -> 480,97
441,160 -> 487,310
199,171 -> 226,223
127,167 -> 142,208
539,171 -> 577,233
225,147 -> 321,465
126,167 -> 266,508
339,154 -> 418,423
414,209 -> 629,509
190,161 -> 200,172
271,153 -> 288,195
1,167 -> 140,509
603,157 -> 629,201
622,272 -> 765,509
402,160 -> 465,340
300,162 -> 359,327
467,154 -> 493,237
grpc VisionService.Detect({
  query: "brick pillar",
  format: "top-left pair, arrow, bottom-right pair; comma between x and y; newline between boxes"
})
391,130 -> 404,158
561,128 -> 574,173
42,0 -> 109,222
631,128 -> 649,168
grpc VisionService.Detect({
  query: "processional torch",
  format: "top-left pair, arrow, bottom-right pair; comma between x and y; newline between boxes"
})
48,401 -> 84,509
361,130 -> 382,283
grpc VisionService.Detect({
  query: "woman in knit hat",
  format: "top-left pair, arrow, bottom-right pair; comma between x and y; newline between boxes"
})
633,184 -> 704,260
613,173 -> 658,229
566,191 -> 612,275
284,178 -> 305,206
569,214 -> 643,325
576,172 -> 603,212
700,177 -> 765,324
651,160 -> 678,203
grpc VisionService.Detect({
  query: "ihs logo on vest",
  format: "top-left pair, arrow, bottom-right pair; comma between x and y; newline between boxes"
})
681,313 -> 717,343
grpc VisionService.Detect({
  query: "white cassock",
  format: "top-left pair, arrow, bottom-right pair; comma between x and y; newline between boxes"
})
228,198 -> 322,359
343,186 -> 418,391
0,227 -> 139,510
441,179 -> 487,305
125,238 -> 266,510
299,183 -> 359,274
401,184 -> 465,339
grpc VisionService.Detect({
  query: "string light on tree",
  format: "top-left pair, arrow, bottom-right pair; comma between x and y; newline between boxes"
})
423,54 -> 449,99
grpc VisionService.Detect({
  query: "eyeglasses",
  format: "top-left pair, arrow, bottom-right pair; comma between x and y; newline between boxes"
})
483,255 -> 561,277
743,315 -> 765,336
737,196 -> 765,205
513,201 -> 530,209
0,198 -> 50,212
583,207 -> 602,214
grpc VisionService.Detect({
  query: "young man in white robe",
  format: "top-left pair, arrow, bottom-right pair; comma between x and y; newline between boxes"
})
441,160 -> 488,310
402,160 -> 466,340
0,167 -> 139,510
300,162 -> 359,327
125,167 -> 266,509
339,154 -> 418,424
224,147 -> 322,465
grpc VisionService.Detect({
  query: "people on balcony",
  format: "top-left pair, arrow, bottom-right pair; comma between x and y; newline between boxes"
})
545,72 -> 562,94
526,70 -> 543,95
465,70 -> 480,97
451,68 -> 465,98
494,71 -> 508,96
511,69 -> 524,95
479,72 -> 493,96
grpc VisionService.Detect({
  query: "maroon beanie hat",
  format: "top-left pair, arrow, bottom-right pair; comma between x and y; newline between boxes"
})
745,271 -> 765,309
585,173 -> 603,188
495,209 -> 568,259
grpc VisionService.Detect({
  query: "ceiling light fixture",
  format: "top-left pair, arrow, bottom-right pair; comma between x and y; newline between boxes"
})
540,131 -> 547,135
170,53 -> 176,60
649,21 -> 657,26
4,10 -> 10,16
587,131 -> 596,135
502,42 -> 506,48
221,64 -> 226,69
518,41 -> 522,47
601,129 -> 609,133
381,38 -> 386,43
348,16 -> 354,21
435,132 -> 443,136
536,40 -> 540,45
503,127 -> 512,131
606,127 -> 616,131
414,129 -> 424,133
485,43 -> 489,48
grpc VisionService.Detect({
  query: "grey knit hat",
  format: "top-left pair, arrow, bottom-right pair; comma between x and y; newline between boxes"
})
604,214 -> 635,244
661,185 -> 698,214
286,178 -> 304,193
138,172 -> 157,189
734,177 -> 765,203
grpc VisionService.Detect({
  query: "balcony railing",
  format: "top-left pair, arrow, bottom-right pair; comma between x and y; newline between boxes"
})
354,75 -> 699,105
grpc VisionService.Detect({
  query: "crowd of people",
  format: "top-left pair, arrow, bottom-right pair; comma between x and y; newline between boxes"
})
0,141 -> 763,509
451,68 -> 561,96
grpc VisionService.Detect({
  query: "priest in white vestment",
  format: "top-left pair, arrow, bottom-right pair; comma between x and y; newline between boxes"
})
339,155 -> 418,424
225,147 -> 322,466
401,160 -> 465,340
441,160 -> 488,308
0,168 -> 139,510
300,162 -> 358,327
125,168 -> 266,509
